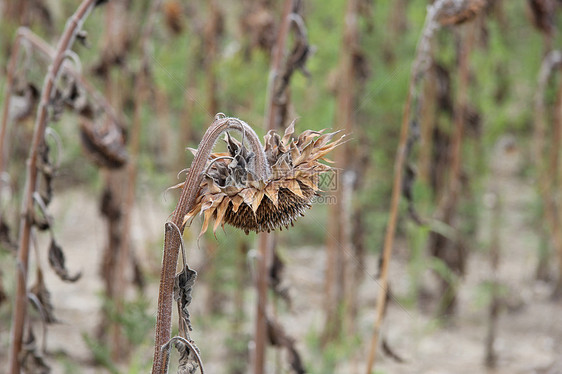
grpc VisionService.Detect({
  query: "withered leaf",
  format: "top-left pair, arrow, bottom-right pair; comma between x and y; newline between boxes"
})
29,268 -> 58,324
8,83 -> 39,122
0,272 -> 7,306
402,164 -> 423,225
269,249 -> 291,307
0,215 -> 17,252
21,327 -> 51,374
175,338 -> 202,374
131,250 -> 146,291
62,80 -> 95,119
37,142 -> 54,206
76,30 -> 90,48
528,0 -> 556,35
48,239 -> 82,283
80,119 -> 128,169
382,337 -> 406,363
174,265 -> 197,332
164,0 -> 185,35
267,316 -> 306,374
99,187 -> 121,220
32,214 -> 51,231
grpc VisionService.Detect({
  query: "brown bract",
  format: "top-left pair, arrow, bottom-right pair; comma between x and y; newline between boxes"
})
183,121 -> 344,236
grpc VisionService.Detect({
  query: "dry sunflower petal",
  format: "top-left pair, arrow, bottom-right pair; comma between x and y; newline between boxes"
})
183,121 -> 344,236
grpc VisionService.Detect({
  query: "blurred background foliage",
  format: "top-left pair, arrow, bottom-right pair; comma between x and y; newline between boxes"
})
1,0 -> 561,373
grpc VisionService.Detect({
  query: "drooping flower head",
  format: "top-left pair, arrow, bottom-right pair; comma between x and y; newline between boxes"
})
182,117 -> 344,236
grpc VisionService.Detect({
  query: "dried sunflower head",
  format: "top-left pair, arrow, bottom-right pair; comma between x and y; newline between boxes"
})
183,121 -> 343,236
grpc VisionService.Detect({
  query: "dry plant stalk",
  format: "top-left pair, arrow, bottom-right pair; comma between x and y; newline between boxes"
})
431,19 -> 476,317
8,1 -> 100,372
527,0 -> 557,53
264,0 -> 296,130
364,0 -> 484,371
533,51 -> 562,293
418,66 -> 438,183
0,26 -> 123,197
204,0 -> 223,117
325,0 -> 360,342
484,189 -> 501,368
152,114 -> 341,373
106,0 -> 161,360
253,1 -> 307,371
546,71 -> 562,298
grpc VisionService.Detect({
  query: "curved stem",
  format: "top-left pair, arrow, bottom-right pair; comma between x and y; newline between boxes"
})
151,114 -> 268,374
8,1 -> 98,373
365,1 -> 446,372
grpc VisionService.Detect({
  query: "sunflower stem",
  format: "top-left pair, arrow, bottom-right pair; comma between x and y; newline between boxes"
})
365,1 -> 447,371
8,1 -> 98,372
152,115 -> 269,374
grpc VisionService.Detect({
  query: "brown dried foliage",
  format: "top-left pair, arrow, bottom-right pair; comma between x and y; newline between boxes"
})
240,3 -> 277,53
183,122 -> 343,235
79,119 -> 127,169
163,0 -> 185,35
29,268 -> 58,324
267,316 -> 306,374
48,238 -> 82,283
20,328 -> 50,374
527,0 -> 557,35
437,0 -> 487,26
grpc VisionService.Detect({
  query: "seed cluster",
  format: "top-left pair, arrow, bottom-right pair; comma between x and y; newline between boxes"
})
183,122 -> 343,236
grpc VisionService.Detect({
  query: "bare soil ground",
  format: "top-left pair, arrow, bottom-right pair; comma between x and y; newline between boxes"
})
2,137 -> 561,374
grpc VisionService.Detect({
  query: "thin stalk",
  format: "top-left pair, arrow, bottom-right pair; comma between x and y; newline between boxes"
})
365,2 -> 446,372
433,22 -> 475,317
484,190 -> 501,368
201,0 -> 223,316
419,65 -> 437,184
364,73 -> 414,374
152,115 -> 269,374
8,1 -> 98,372
100,2 -> 125,359
254,1 -> 293,373
264,0 -> 294,130
533,51 -> 562,285
336,0 -> 359,338
254,232 -> 273,374
549,73 -> 562,298
204,0 -> 220,117
115,0 -> 162,359
324,0 -> 358,342
446,25 -> 475,209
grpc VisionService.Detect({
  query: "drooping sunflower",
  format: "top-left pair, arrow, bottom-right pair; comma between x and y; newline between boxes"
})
182,120 -> 344,236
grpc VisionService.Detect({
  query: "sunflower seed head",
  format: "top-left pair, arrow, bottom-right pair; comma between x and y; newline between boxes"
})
183,122 -> 344,236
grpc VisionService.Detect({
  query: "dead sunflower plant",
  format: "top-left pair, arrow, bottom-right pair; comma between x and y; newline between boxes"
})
183,118 -> 343,236
152,114 -> 343,373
